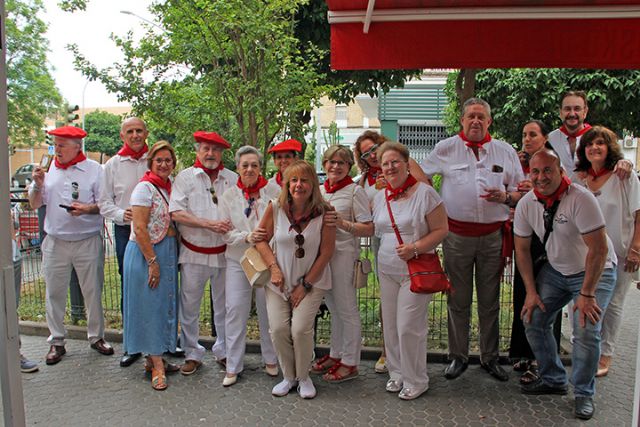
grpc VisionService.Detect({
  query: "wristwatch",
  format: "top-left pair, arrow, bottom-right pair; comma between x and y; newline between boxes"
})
298,276 -> 313,293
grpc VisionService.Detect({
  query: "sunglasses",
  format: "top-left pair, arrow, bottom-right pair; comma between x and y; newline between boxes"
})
244,197 -> 256,218
71,182 -> 79,200
295,233 -> 305,258
360,143 -> 380,161
210,187 -> 218,205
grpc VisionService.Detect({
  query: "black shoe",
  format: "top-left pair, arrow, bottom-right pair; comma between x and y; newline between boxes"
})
120,352 -> 141,367
444,358 -> 468,380
481,359 -> 509,382
521,378 -> 568,395
166,346 -> 185,358
575,396 -> 595,420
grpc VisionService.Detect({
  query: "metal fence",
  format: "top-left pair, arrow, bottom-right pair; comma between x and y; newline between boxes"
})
12,189 -> 516,352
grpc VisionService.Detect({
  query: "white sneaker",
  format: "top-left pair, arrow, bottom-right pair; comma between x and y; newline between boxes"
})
386,379 -> 403,393
297,377 -> 317,399
272,378 -> 297,397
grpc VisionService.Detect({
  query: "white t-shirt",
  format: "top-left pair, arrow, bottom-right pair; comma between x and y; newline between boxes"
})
514,184 -> 617,275
421,135 -> 523,223
129,181 -> 171,244
33,159 -> 103,241
169,167 -> 238,267
581,174 -> 640,259
372,182 -> 444,276
320,182 -> 372,256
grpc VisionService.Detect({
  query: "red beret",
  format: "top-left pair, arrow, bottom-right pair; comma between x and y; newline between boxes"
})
193,131 -> 231,148
268,139 -> 302,154
48,126 -> 87,139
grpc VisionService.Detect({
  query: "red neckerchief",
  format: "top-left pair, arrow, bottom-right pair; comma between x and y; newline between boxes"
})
194,157 -> 223,179
54,151 -> 86,170
117,143 -> 148,160
275,171 -> 283,187
534,175 -> 571,208
559,123 -> 592,138
365,166 -> 382,186
287,205 -> 319,232
522,164 -> 530,175
324,176 -> 353,194
385,174 -> 417,201
140,170 -> 172,195
459,131 -> 491,149
236,175 -> 268,200
587,167 -> 612,181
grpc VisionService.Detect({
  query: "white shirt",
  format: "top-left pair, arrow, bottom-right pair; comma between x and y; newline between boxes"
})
32,159 -> 103,241
373,183 -> 444,276
267,176 -> 281,193
421,135 -> 524,223
98,153 -> 148,225
548,129 -> 584,181
320,182 -> 372,255
514,184 -> 617,276
169,166 -> 238,267
582,174 -> 640,259
219,183 -> 280,262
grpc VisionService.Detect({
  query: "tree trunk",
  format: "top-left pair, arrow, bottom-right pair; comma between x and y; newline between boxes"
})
455,69 -> 477,105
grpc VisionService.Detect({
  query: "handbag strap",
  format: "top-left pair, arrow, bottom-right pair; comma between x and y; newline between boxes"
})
541,199 -> 561,248
385,189 -> 404,245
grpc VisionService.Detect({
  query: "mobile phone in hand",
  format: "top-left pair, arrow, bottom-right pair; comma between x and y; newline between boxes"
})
59,204 -> 76,212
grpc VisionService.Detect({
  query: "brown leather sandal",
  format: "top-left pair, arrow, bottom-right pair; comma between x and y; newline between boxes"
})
144,358 -> 180,374
310,355 -> 340,375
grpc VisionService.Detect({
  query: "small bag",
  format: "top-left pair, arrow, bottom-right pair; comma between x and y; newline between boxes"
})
353,258 -> 372,289
240,246 -> 270,287
385,192 -> 450,294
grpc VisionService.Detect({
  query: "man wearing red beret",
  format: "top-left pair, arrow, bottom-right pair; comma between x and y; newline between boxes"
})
267,139 -> 303,190
98,116 -> 149,367
28,126 -> 114,365
170,131 -> 237,375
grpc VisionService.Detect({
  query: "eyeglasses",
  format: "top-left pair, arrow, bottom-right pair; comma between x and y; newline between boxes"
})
360,144 -> 379,161
71,182 -> 79,200
210,187 -> 218,205
381,159 -> 404,169
153,158 -> 174,165
244,197 -> 256,218
295,233 -> 305,258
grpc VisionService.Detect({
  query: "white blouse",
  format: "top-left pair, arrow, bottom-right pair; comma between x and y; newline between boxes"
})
373,182 -> 443,276
268,201 -> 331,298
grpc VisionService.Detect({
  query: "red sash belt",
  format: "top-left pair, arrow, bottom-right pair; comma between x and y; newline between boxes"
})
180,237 -> 226,254
447,218 -> 513,259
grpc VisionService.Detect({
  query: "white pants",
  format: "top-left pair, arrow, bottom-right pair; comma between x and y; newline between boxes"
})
601,262 -> 635,356
265,286 -> 325,381
379,271 -> 431,391
179,263 -> 226,361
42,234 -> 105,346
225,259 -> 277,374
325,253 -> 361,366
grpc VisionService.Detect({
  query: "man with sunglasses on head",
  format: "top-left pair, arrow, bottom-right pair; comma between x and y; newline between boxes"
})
514,148 -> 616,420
29,125 -> 114,365
266,139 -> 303,190
169,131 -> 236,376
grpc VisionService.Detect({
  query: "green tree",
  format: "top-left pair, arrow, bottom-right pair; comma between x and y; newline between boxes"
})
83,110 -> 123,159
6,0 -> 63,146
444,68 -> 640,146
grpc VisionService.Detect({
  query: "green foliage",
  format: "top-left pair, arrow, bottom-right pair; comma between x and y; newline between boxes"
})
449,68 -> 640,146
322,122 -> 340,146
6,0 -> 63,146
83,110 -> 123,157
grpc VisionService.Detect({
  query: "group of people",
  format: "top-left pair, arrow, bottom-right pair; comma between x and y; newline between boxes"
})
21,90 -> 637,420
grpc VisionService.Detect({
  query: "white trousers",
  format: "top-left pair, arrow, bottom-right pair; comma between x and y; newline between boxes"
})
42,234 -> 105,346
225,259 -> 277,374
179,263 -> 226,361
265,286 -> 325,381
325,253 -> 362,366
601,262 -> 635,356
379,270 -> 431,391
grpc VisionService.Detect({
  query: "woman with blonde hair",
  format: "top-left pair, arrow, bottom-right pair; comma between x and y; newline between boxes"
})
255,160 -> 336,399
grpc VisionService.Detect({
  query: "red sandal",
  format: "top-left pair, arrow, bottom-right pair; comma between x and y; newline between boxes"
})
310,355 -> 340,374
322,361 -> 359,383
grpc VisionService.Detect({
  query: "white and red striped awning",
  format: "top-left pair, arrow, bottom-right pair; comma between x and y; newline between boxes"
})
327,0 -> 640,69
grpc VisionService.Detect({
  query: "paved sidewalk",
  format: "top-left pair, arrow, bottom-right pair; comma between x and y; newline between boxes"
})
4,288 -> 639,426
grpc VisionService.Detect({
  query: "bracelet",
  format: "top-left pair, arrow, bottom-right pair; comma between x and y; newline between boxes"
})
579,292 -> 596,298
147,256 -> 157,266
630,247 -> 640,256
504,192 -> 512,206
268,262 -> 277,270
348,221 -> 355,234
32,183 -> 40,192
413,243 -> 419,259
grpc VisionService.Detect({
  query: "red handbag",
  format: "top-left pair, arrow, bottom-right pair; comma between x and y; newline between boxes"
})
385,192 -> 450,294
